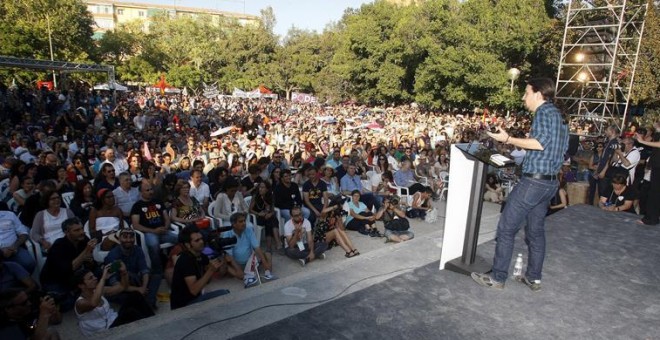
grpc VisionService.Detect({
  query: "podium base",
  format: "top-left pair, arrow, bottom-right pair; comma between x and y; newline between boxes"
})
443,256 -> 491,276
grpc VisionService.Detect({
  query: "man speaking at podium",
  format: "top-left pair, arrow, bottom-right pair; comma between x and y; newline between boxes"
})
471,77 -> 568,292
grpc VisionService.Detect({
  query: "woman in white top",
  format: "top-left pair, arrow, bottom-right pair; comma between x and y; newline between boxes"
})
212,178 -> 249,227
88,188 -> 124,251
74,266 -> 153,337
30,192 -> 75,251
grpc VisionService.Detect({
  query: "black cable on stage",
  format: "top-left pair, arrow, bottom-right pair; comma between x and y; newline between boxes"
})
179,266 -> 416,340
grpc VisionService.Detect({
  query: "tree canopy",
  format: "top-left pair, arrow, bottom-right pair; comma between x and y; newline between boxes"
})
1,0 -> 659,112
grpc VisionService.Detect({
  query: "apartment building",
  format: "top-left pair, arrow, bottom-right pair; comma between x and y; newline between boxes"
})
84,0 -> 259,38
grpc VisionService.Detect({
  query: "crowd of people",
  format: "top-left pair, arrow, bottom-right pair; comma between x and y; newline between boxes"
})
0,80 -> 658,338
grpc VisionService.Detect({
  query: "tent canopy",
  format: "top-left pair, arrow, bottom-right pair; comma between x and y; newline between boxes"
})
94,81 -> 128,91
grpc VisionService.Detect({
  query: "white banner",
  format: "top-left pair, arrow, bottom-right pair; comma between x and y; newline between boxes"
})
291,92 -> 317,103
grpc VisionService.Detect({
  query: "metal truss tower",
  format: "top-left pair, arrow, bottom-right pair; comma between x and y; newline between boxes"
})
555,0 -> 648,136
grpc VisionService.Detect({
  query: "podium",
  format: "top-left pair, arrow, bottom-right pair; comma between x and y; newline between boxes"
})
439,143 -> 514,275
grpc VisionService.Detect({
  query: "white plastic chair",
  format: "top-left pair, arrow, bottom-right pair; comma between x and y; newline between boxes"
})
7,198 -> 18,213
0,178 -> 10,201
24,239 -> 46,282
440,174 -> 449,200
414,167 -> 430,186
61,192 -> 74,209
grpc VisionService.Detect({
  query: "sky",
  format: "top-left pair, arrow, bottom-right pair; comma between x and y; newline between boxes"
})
131,0 -> 374,37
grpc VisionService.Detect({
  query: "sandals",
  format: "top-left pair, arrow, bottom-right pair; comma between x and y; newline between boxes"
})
345,249 -> 360,258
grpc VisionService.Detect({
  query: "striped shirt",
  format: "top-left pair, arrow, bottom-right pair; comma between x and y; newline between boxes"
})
522,102 -> 569,175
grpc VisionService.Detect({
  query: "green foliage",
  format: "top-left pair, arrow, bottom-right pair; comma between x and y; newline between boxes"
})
631,0 -> 660,107
2,0 -> 659,114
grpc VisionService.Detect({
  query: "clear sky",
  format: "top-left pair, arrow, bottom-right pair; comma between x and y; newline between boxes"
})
129,0 -> 374,36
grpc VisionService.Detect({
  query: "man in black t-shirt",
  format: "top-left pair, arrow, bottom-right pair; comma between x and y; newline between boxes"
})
240,164 -> 263,198
273,169 -> 310,222
302,166 -> 327,225
170,226 -> 229,310
40,217 -> 97,311
130,180 -> 177,275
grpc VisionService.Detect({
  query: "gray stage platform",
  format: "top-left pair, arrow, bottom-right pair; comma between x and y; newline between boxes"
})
236,205 -> 660,340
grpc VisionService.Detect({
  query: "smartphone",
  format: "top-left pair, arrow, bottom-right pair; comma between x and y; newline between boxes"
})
94,231 -> 103,244
109,260 -> 121,273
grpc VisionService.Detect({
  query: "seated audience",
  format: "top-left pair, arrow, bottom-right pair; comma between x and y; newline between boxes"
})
283,206 -> 327,266
170,226 -> 230,310
73,266 -> 154,337
0,210 -> 35,273
30,192 -> 75,252
88,189 -> 123,251
345,190 -> 381,237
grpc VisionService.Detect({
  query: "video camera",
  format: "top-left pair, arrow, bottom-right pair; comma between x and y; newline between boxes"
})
207,226 -> 237,258
327,194 -> 348,216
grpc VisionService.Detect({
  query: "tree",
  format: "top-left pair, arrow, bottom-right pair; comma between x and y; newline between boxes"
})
631,1 -> 660,108
268,28 -> 324,99
0,0 -> 95,61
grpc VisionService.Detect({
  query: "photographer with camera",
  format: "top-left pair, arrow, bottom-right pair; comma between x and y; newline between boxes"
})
170,225 -> 230,310
598,135 -> 640,195
0,288 -> 61,340
375,196 -> 414,243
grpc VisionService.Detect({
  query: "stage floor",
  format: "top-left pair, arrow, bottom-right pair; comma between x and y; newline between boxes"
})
236,205 -> 660,340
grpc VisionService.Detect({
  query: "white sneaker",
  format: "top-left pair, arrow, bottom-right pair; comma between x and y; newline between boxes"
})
298,259 -> 306,267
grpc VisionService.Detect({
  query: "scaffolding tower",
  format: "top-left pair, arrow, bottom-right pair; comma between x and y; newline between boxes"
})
555,0 -> 648,136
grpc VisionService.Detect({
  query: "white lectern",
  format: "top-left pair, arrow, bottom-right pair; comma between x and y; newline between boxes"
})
439,143 -> 512,275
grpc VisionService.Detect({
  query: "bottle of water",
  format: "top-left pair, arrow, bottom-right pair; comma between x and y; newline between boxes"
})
513,253 -> 523,277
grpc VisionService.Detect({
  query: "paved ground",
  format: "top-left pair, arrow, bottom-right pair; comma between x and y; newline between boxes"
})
53,199 -> 505,339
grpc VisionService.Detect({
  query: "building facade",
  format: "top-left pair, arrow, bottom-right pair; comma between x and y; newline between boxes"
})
84,0 -> 259,38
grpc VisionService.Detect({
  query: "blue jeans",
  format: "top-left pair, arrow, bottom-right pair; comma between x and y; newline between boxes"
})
491,177 -> 557,283
279,207 -> 311,223
189,289 -> 230,306
144,231 -> 178,275
8,246 -> 36,274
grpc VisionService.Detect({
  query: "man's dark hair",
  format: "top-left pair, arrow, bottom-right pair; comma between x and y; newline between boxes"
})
247,164 -> 260,175
178,225 -> 200,245
61,217 -> 82,233
526,78 -> 555,101
192,160 -> 204,168
230,212 -> 247,225
281,169 -> 292,176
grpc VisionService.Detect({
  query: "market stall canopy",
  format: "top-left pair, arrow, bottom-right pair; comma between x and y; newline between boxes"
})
93,81 -> 128,91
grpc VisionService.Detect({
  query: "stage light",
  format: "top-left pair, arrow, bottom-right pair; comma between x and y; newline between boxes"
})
575,53 -> 585,63
577,71 -> 589,83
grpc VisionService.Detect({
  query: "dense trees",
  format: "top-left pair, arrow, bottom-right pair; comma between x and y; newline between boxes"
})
1,0 -> 659,112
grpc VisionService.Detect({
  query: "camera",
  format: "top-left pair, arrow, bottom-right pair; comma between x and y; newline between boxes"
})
207,226 -> 237,258
327,195 -> 348,216
390,195 -> 400,206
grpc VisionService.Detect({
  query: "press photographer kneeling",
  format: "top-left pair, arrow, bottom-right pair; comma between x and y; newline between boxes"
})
375,196 -> 414,243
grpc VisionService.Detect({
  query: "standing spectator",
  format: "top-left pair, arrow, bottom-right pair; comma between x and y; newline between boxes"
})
634,129 -> 660,225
